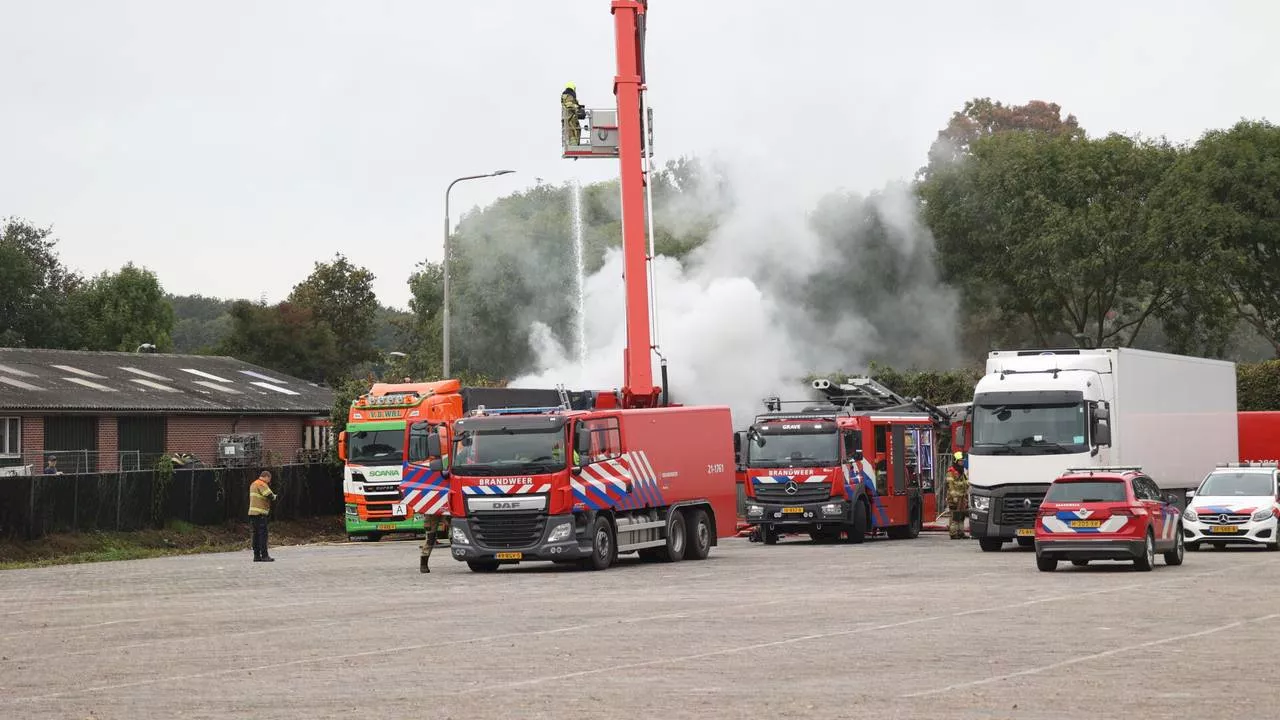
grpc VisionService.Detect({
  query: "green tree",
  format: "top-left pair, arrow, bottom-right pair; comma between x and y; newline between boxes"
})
217,300 -> 340,382
169,294 -> 234,353
0,218 -> 82,347
288,254 -> 379,373
920,130 -> 1219,348
1150,120 -> 1280,356
72,263 -> 176,352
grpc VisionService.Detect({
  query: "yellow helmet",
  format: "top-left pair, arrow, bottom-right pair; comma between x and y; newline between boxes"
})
954,451 -> 965,461
566,82 -> 576,90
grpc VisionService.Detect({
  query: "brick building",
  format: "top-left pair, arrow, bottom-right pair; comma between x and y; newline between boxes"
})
0,348 -> 333,475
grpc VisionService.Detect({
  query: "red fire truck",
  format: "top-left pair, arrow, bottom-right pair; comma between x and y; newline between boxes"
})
737,378 -> 957,544
430,0 -> 738,572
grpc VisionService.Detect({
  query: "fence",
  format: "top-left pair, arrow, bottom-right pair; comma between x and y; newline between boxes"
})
0,462 -> 342,540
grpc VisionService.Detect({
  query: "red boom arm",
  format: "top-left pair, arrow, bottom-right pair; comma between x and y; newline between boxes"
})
610,0 -> 659,408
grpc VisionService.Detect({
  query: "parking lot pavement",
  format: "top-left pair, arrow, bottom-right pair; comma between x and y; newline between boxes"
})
1,533 -> 1277,719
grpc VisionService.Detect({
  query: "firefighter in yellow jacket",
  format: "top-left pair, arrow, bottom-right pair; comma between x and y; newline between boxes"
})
248,470 -> 278,562
946,452 -> 969,540
562,82 -> 584,146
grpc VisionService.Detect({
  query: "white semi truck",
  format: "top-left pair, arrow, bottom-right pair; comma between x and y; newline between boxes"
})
965,348 -> 1237,552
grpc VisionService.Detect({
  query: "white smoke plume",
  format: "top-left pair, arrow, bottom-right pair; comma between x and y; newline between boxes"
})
513,150 -> 960,426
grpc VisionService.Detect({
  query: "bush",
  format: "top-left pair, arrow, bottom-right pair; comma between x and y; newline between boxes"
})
1237,361 -> 1280,411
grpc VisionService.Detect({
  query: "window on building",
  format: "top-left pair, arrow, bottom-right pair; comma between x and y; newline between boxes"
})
1,418 -> 19,457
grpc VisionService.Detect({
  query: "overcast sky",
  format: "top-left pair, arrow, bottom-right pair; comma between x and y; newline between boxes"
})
2,1 -> 1275,309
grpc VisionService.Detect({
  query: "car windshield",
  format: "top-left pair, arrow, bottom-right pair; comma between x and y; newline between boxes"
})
970,402 -> 1087,456
746,432 -> 838,468
1198,472 -> 1275,497
1045,480 -> 1128,503
451,427 -> 568,476
347,428 -> 405,465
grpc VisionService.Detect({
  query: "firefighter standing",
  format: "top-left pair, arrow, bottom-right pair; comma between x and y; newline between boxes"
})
946,451 -> 969,539
420,457 -> 446,574
248,470 -> 278,562
562,82 -> 585,146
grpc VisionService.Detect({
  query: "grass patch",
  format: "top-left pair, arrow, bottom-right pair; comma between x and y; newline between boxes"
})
0,516 -> 348,569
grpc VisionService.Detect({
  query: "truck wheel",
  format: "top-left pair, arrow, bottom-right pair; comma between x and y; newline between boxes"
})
1036,553 -> 1057,572
847,500 -> 868,545
886,505 -> 922,540
1016,536 -> 1034,548
1134,530 -> 1155,571
763,526 -> 779,545
979,538 -> 1004,552
684,508 -> 712,560
467,560 -> 499,573
1163,527 -> 1185,566
579,516 -> 616,571
660,511 -> 687,562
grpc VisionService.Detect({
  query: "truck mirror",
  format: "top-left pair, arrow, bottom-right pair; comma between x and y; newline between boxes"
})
426,433 -> 441,458
1185,489 -> 1197,499
733,431 -> 745,465
852,448 -> 864,463
1094,402 -> 1110,422
337,431 -> 347,462
953,426 -> 967,449
1093,419 -> 1112,447
844,433 -> 858,457
574,426 -> 590,459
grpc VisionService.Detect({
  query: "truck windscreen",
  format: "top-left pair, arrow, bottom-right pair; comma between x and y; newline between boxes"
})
747,432 -> 838,468
451,427 -> 568,476
347,428 -> 405,466
970,402 -> 1087,455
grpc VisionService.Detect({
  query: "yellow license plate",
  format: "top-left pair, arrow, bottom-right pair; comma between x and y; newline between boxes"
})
781,507 -> 805,514
494,552 -> 523,560
1210,525 -> 1239,534
1069,520 -> 1102,528
376,524 -> 397,531
1016,528 -> 1035,537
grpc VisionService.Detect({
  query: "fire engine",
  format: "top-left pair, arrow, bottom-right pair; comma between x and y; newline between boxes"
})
429,0 -> 738,572
737,377 -> 958,544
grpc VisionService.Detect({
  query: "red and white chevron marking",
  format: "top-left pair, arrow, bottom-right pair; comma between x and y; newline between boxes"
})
570,451 -> 661,507
461,483 -> 553,495
405,489 -> 450,516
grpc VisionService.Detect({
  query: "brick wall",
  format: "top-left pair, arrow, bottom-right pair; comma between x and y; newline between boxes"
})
166,415 -> 305,465
20,416 -> 44,461
99,416 -> 119,472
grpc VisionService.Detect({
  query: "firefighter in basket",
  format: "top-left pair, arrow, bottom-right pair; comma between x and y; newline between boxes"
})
562,82 -> 586,146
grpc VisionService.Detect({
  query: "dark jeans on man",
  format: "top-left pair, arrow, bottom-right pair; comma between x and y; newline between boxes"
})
250,515 -> 271,560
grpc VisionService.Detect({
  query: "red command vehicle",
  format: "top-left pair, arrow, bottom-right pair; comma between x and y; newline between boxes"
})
737,378 -> 948,544
1034,467 -> 1186,572
429,403 -> 737,572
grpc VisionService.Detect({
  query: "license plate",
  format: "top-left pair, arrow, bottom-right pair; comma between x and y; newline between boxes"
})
1069,520 -> 1102,528
391,503 -> 407,516
1211,525 -> 1239,534
1016,528 -> 1035,537
781,507 -> 805,514
376,523 -> 397,531
494,552 -> 522,560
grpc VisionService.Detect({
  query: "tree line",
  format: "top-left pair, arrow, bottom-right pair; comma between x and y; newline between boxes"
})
4,97 -> 1278,408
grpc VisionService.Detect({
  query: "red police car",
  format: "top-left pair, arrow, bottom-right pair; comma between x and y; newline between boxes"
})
1034,466 -> 1185,572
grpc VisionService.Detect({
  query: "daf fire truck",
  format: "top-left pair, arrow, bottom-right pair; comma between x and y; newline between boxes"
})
428,0 -> 738,572
737,377 -> 953,544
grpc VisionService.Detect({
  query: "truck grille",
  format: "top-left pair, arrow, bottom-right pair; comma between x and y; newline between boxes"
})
365,492 -> 401,502
999,493 -> 1045,527
470,511 -> 546,549
753,484 -> 831,503
366,503 -> 393,513
1193,513 -> 1250,525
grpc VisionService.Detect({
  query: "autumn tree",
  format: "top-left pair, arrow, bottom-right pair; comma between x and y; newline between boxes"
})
920,97 -> 1083,179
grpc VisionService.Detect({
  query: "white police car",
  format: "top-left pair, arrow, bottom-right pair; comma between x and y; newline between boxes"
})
1183,462 -> 1280,551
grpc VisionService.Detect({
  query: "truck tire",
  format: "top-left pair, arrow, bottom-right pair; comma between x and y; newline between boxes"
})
763,526 -> 779,545
684,508 -> 712,560
978,538 -> 1004,552
1016,536 -> 1034,548
1134,530 -> 1155,571
1163,526 -> 1185,566
886,504 -> 922,540
467,560 -> 500,573
847,500 -> 868,544
660,511 -> 687,562
579,515 -> 617,571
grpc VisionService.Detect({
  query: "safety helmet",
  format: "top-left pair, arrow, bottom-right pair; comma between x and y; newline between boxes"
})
566,82 -> 576,90
954,451 -> 965,461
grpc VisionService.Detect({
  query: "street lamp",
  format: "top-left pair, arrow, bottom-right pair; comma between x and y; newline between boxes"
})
443,169 -> 515,377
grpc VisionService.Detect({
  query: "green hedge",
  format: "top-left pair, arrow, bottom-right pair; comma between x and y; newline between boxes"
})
860,360 -> 1280,412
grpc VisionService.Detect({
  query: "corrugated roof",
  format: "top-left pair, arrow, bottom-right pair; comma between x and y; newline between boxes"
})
0,348 -> 333,414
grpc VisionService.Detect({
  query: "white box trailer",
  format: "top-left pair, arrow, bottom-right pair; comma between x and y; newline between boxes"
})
965,348 -> 1237,552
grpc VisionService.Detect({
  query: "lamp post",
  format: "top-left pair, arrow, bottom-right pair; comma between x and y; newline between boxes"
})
443,170 -> 514,377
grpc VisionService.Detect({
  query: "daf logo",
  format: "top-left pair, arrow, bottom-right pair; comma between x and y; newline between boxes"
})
1218,514 -> 1229,524
785,481 -> 799,495
493,502 -> 520,510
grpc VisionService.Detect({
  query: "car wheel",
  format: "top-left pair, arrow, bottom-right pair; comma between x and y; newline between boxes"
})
1163,526 -> 1185,566
1036,553 -> 1057,572
1134,530 -> 1155,571
1269,532 -> 1280,553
